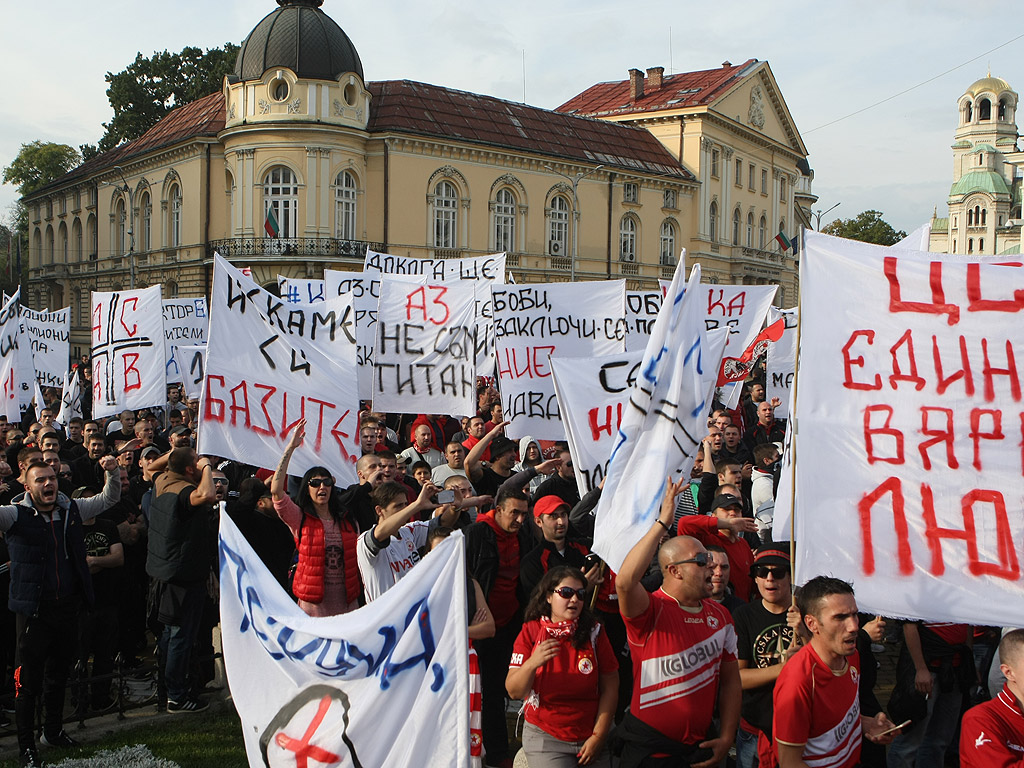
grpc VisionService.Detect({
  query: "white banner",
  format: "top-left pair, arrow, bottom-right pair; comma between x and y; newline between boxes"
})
625,290 -> 664,352
55,370 -> 82,427
162,298 -> 208,385
365,249 -> 503,381
550,350 -> 644,495
173,344 -> 207,402
364,249 -> 506,284
592,264 -> 728,572
219,513 -> 469,768
202,256 -> 360,485
20,306 -> 70,389
278,276 -> 326,305
90,286 -> 165,418
493,282 -> 627,440
766,307 -> 798,418
0,292 -> 23,422
794,231 -> 1024,625
374,277 -> 480,417
325,270 -> 384,400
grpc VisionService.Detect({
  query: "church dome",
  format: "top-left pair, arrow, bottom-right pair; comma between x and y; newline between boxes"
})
233,0 -> 363,83
965,75 -> 1014,98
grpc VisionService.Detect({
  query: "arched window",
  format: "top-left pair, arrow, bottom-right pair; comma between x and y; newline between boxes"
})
262,167 -> 297,240
432,180 -> 458,248
45,226 -> 54,264
732,208 -> 740,245
967,209 -> 974,226
999,99 -> 1007,120
964,102 -> 973,123
659,220 -> 676,264
72,218 -> 82,262
619,215 -> 637,261
979,238 -> 985,252
115,197 -> 126,256
140,191 -> 151,252
979,98 -> 991,121
58,222 -> 68,263
169,185 -> 182,247
547,195 -> 570,255
87,214 -> 97,259
335,170 -> 358,240
492,188 -> 516,253
709,201 -> 718,241
981,208 -> 987,226
759,216 -> 766,249
969,238 -> 974,253
746,212 -> 754,247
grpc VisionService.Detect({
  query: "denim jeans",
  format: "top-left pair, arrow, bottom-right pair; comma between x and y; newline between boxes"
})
886,671 -> 963,768
157,581 -> 205,702
736,725 -> 760,768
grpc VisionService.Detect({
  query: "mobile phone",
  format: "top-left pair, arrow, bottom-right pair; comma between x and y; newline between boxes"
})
437,489 -> 456,504
583,553 -> 602,570
876,719 -> 911,737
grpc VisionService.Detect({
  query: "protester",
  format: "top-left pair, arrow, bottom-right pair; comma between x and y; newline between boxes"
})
507,566 -> 618,768
959,628 -> 1024,767
271,420 -> 362,617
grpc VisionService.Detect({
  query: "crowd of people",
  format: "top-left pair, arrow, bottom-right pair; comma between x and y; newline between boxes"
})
0,364 -> 1018,768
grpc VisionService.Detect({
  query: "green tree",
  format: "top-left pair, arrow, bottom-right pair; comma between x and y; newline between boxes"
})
98,43 -> 239,152
821,209 -> 907,246
2,141 -> 80,198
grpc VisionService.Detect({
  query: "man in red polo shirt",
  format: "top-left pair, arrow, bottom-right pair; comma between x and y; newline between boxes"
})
678,493 -> 757,601
960,628 -> 1024,767
773,576 -> 897,768
615,477 -> 741,768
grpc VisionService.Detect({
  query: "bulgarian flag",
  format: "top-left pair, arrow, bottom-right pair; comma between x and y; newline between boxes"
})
264,206 -> 280,238
774,230 -> 791,252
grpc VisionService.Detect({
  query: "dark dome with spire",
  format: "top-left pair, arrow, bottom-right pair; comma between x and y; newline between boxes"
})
233,0 -> 363,83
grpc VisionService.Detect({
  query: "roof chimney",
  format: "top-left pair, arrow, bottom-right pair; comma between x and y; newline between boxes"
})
722,61 -> 732,68
646,67 -> 664,91
629,68 -> 645,102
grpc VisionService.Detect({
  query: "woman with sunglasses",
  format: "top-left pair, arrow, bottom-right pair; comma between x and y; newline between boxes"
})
272,418 -> 362,616
507,566 -> 618,767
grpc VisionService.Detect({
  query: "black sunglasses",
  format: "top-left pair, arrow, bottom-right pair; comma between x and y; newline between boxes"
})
552,586 -> 586,600
667,552 -> 712,568
212,478 -> 229,486
308,477 -> 334,488
755,566 -> 790,579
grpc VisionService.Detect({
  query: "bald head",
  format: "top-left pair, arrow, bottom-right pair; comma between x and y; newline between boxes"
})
1001,629 -> 1024,667
658,535 -> 701,574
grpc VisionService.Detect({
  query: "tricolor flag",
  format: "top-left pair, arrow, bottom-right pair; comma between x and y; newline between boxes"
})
264,206 -> 280,238
775,230 -> 792,252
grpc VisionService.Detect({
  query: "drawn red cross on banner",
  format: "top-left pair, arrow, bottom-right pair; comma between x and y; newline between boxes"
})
91,293 -> 155,408
274,695 -> 341,768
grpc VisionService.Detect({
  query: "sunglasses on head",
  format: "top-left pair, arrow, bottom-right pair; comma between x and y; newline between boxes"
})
308,477 -> 334,488
755,566 -> 790,579
667,551 -> 712,568
552,586 -> 586,600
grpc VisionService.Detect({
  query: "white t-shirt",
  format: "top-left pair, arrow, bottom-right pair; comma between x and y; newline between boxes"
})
400,445 -> 445,469
356,521 -> 431,602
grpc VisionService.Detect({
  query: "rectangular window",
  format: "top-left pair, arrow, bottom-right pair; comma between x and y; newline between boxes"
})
663,189 -> 677,209
749,165 -> 755,190
624,182 -> 639,204
711,149 -> 720,178
761,169 -> 768,194
779,176 -> 786,202
735,159 -> 743,187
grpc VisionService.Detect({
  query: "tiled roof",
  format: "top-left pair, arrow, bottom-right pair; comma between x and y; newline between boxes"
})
30,92 -> 226,197
367,80 -> 692,180
556,59 -> 758,118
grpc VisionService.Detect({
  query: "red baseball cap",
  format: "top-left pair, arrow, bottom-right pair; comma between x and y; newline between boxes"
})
533,495 -> 570,518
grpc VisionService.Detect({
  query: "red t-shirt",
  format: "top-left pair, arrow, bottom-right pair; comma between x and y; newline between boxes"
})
623,590 -> 737,745
509,620 -> 619,742
773,644 -> 861,768
959,684 -> 1024,768
676,515 -> 754,601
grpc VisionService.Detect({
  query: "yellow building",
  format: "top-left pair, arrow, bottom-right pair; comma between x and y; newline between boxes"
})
24,0 -> 813,357
929,75 -> 1023,256
557,60 -> 815,306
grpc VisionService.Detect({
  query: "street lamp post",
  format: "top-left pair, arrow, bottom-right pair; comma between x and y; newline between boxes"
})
542,163 -> 604,281
812,201 -> 841,231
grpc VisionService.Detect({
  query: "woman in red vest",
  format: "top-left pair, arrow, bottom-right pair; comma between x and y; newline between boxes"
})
507,566 -> 619,767
271,419 -> 362,616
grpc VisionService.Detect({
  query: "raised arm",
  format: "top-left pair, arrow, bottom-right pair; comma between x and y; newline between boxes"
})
76,456 -> 122,521
372,482 -> 438,543
272,419 -> 305,502
465,420 -> 509,480
616,476 -> 684,619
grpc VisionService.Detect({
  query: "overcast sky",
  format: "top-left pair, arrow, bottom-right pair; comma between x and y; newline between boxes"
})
3,0 -> 1021,235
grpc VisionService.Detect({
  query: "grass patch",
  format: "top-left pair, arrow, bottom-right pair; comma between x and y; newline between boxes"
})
0,706 -> 247,768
